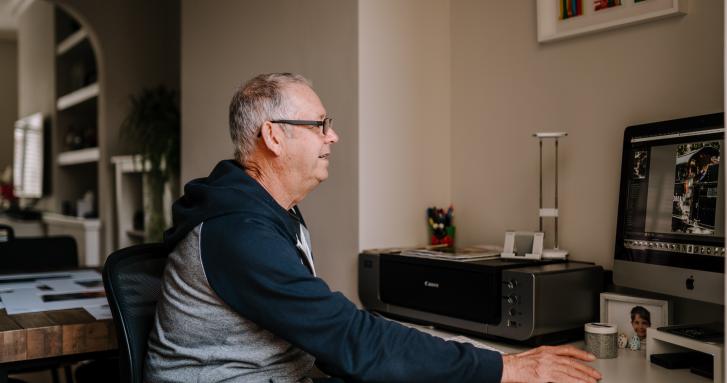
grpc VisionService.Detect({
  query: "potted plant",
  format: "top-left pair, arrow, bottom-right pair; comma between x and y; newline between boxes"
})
121,86 -> 180,242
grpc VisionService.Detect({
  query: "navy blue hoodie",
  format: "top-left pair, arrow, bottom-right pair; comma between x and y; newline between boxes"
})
163,160 -> 504,382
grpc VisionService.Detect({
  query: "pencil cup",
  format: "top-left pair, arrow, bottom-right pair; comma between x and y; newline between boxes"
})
584,323 -> 617,359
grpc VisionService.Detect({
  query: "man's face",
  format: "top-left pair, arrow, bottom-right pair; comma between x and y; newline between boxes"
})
281,84 -> 339,191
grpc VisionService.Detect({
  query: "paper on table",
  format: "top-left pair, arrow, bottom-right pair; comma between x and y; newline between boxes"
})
0,270 -> 106,314
0,270 -> 100,282
40,278 -> 104,294
84,304 -> 112,320
1,288 -> 107,314
399,245 -> 502,262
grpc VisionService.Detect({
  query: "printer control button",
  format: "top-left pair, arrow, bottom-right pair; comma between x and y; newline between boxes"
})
506,279 -> 518,289
508,308 -> 517,316
506,295 -> 519,304
506,320 -> 517,327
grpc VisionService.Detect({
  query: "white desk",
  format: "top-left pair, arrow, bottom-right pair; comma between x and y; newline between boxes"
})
589,347 -> 711,383
403,321 -> 712,383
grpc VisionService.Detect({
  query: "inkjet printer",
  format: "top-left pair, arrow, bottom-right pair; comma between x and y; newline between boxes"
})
359,249 -> 603,345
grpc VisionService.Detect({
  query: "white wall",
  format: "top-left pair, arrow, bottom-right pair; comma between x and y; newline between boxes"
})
17,1 -> 53,121
0,39 -> 17,172
358,0 -> 451,250
16,1 -> 54,210
450,1 -> 723,269
180,0 -> 722,303
181,0 -> 359,299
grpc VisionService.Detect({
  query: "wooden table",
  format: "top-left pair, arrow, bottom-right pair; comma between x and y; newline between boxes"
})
0,307 -> 117,382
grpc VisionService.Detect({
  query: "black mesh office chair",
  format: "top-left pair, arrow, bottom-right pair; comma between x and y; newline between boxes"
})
102,243 -> 169,383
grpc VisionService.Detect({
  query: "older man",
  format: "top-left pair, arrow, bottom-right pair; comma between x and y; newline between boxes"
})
145,73 -> 602,383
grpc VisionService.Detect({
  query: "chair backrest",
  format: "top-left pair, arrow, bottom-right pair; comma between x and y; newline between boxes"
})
103,243 -> 169,383
0,224 -> 78,272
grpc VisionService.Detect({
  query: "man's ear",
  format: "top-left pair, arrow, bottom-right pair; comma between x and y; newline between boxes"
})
260,121 -> 284,156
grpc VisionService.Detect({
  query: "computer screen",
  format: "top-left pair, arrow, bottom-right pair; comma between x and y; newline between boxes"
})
13,113 -> 44,199
613,113 -> 724,305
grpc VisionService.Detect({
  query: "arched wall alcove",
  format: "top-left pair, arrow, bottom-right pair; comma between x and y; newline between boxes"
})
19,0 -> 179,262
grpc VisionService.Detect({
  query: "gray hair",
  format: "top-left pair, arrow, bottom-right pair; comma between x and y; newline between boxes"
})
229,73 -> 312,163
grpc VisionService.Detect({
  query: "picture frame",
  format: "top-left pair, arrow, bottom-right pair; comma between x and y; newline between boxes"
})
536,0 -> 687,43
600,292 -> 671,340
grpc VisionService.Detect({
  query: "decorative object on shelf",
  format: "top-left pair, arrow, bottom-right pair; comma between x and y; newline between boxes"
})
617,333 -> 629,348
69,61 -> 86,90
536,0 -> 687,43
63,124 -> 96,151
62,200 -> 75,217
0,166 -> 16,210
628,334 -> 641,351
76,190 -> 96,218
533,132 -> 568,259
121,86 -> 180,242
427,205 -> 454,247
600,292 -> 671,353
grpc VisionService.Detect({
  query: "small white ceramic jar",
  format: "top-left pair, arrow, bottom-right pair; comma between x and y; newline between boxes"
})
584,323 -> 617,359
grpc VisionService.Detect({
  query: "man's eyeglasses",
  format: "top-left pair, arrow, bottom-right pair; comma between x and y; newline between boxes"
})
264,118 -> 333,136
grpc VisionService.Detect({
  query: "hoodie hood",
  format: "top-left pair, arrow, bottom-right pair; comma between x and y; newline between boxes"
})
163,160 -> 302,248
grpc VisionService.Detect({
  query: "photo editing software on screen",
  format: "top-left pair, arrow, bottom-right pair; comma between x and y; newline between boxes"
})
623,129 -> 724,257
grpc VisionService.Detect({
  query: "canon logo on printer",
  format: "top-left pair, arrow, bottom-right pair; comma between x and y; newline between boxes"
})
424,281 -> 439,288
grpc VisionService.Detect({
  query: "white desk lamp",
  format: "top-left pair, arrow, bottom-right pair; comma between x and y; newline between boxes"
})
533,132 -> 568,260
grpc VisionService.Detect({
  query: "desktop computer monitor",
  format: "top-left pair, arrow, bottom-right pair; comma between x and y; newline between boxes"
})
613,113 -> 724,305
13,113 -> 44,199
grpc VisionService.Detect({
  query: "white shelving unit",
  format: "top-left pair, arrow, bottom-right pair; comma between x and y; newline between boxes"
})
57,147 -> 99,166
52,8 -> 105,262
56,82 -> 99,111
111,155 -> 174,248
111,155 -> 148,248
56,28 -> 88,55
647,327 -> 724,383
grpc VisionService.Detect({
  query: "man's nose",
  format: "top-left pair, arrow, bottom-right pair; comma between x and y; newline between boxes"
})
326,128 -> 339,143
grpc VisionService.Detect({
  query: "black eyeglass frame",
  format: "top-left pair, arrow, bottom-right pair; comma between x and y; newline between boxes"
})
260,118 -> 333,137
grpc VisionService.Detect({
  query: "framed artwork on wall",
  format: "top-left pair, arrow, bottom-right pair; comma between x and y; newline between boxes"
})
536,0 -> 687,43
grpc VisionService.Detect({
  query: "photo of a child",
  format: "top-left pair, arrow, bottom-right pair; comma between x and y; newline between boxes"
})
601,293 -> 669,352
630,306 -> 651,341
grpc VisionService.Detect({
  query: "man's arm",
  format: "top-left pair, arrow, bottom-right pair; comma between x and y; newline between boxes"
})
201,216 -> 601,383
201,216 -> 502,383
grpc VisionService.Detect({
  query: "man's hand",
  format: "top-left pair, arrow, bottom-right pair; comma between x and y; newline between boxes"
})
501,345 -> 602,383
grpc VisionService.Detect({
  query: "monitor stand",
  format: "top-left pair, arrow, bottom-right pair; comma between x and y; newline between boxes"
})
657,322 -> 724,343
647,323 -> 724,383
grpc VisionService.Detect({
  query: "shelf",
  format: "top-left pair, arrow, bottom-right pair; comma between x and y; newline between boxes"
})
57,83 -> 99,111
58,147 -> 100,166
56,29 -> 88,55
